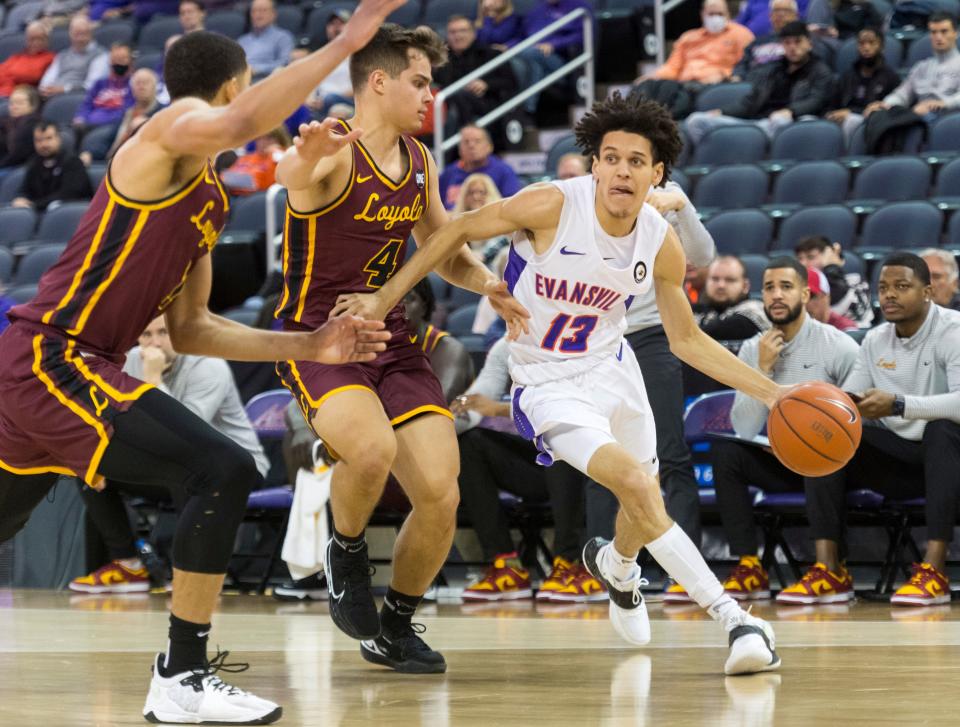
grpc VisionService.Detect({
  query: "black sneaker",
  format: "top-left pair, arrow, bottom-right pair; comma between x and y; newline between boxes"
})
582,537 -> 651,645
360,622 -> 447,674
325,536 -> 380,640
272,573 -> 328,602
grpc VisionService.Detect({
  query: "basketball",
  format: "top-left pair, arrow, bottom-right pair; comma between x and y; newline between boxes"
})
768,382 -> 862,477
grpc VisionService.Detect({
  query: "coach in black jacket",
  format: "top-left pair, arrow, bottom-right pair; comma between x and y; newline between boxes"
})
685,21 -> 835,144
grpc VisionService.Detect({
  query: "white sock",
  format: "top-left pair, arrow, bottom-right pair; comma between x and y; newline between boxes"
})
645,523 -> 745,629
601,542 -> 640,585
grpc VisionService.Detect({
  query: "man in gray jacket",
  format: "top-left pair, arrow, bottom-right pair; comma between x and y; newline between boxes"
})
797,253 -> 960,608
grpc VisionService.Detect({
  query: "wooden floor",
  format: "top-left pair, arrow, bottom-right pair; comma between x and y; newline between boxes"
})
1,590 -> 958,726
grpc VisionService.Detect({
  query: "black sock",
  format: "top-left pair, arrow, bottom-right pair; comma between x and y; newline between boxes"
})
381,587 -> 422,632
161,614 -> 210,676
332,527 -> 366,554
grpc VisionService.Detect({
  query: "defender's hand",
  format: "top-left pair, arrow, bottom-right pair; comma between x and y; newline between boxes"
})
293,118 -> 362,164
308,315 -> 390,363
329,291 -> 390,321
484,279 -> 530,340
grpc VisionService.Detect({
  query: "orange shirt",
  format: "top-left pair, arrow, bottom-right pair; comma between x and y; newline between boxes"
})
654,23 -> 754,84
0,51 -> 55,97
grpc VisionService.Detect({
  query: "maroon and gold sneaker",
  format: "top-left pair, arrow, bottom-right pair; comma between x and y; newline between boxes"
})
548,563 -> 609,603
462,555 -> 533,602
723,556 -> 772,601
891,563 -> 951,606
775,562 -> 854,605
535,556 -> 575,602
69,560 -> 150,594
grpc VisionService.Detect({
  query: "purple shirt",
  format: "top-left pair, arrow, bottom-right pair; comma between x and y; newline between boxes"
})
76,74 -> 132,127
438,155 -> 523,210
521,0 -> 592,52
477,15 -> 524,47
737,0 -> 809,36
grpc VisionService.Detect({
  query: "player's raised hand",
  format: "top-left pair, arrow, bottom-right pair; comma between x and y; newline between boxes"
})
484,279 -> 530,341
293,119 -> 362,163
308,315 -> 390,363
340,0 -> 409,52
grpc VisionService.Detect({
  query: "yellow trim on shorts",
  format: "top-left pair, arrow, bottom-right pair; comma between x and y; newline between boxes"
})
0,455 -> 76,478
390,405 -> 454,428
286,362 -> 376,410
64,340 -> 154,402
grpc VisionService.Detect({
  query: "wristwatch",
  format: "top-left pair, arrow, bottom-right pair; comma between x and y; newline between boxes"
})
891,395 -> 905,417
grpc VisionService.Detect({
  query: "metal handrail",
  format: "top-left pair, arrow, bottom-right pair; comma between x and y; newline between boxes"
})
433,7 -> 594,170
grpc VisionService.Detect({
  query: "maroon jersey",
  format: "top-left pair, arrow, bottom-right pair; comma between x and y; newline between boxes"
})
9,162 -> 229,359
275,120 -> 431,331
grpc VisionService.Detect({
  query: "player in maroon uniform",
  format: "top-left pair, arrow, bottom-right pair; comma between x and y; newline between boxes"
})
275,25 -> 528,674
0,3 -> 404,723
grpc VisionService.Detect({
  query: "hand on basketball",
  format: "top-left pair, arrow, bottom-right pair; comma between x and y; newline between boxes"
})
856,388 -> 896,419
293,119 -> 362,163
484,279 -> 530,341
308,315 -> 390,363
340,0 -> 410,52
757,329 -> 785,375
329,291 -> 390,322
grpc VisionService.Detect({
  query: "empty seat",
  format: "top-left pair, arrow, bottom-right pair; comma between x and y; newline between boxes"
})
705,209 -> 774,254
275,5 -> 303,34
387,0 -> 422,25
693,82 -> 752,112
772,161 -> 849,207
87,163 -> 107,190
41,93 -> 86,125
740,253 -> 768,294
948,210 -> 960,248
138,16 -> 183,53
928,112 -> 960,153
49,25 -> 70,53
0,206 -> 37,247
37,202 -> 89,242
0,167 -> 26,203
777,205 -> 857,249
935,157 -> 960,199
14,243 -> 65,285
692,124 -> 768,167
94,19 -> 135,48
207,10 -> 247,39
545,133 -> 579,178
670,168 -> 690,194
7,282 -> 37,303
860,201 -> 943,250
693,165 -> 768,211
224,192 -> 268,239
79,124 -> 117,162
850,156 -> 931,203
446,303 -> 478,337
423,0 -> 469,26
0,245 -> 12,281
770,120 -> 844,162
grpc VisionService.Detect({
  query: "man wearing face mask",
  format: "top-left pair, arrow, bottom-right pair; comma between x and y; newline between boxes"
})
72,42 -> 133,136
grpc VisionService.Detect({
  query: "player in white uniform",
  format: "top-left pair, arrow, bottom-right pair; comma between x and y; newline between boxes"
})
334,94 -> 785,675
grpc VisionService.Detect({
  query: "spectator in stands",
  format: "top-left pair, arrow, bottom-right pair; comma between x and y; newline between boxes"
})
90,0 -> 128,21
0,22 -> 55,98
239,0 -> 295,77
41,0 -> 91,23
780,253 -> 960,607
73,43 -> 133,136
921,248 -> 960,311
134,0 -> 181,25
221,127 -> 291,196
38,15 -> 109,100
179,0 -> 206,33
713,256 -> 859,601
12,122 -> 92,211
0,86 -> 41,170
556,151 -> 587,179
806,266 -> 857,331
825,28 -> 900,146
99,68 -> 161,160
451,173 -> 508,268
685,21 -> 835,144
439,125 -> 521,209
737,0 -> 809,37
806,0 -> 882,41
694,255 -> 770,340
433,15 -> 517,129
732,0 -> 833,80
452,335 -> 600,603
68,315 -> 270,594
306,10 -> 354,118
645,0 -> 754,85
517,0 -> 592,116
795,235 -> 873,327
476,0 -> 523,50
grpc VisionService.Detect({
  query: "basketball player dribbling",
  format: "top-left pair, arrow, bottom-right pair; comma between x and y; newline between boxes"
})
274,24 -> 528,674
0,3 -> 406,722
337,94 -> 789,675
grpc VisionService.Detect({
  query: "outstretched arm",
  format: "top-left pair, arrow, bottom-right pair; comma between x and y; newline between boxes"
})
276,118 -> 362,190
164,255 -> 390,363
654,228 -> 782,408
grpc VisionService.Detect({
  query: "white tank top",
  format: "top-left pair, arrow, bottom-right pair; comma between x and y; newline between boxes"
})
506,175 -> 668,385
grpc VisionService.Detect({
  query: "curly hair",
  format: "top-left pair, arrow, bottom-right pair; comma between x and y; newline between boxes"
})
574,92 -> 682,183
350,24 -> 448,91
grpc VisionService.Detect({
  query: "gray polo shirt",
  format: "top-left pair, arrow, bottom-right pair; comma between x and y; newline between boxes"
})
732,315 -> 860,439
124,349 -> 270,476
842,304 -> 960,441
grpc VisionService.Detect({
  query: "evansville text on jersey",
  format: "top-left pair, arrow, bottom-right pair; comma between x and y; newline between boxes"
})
533,272 -> 623,312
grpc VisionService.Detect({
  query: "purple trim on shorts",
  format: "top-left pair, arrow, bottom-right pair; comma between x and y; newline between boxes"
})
503,243 -> 527,295
511,387 -> 536,440
534,434 -> 555,467
624,295 -> 635,310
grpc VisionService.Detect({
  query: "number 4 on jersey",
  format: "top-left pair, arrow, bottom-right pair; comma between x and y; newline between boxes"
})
541,314 -> 599,353
363,238 -> 405,288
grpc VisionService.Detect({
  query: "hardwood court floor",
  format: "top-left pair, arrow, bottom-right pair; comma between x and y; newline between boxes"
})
1,589 -> 959,726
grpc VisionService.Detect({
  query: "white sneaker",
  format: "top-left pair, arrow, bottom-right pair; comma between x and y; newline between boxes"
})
582,537 -> 651,645
143,653 -> 282,724
724,613 -> 781,676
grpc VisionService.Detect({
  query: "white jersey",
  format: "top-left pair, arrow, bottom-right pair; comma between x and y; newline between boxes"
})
505,175 -> 669,386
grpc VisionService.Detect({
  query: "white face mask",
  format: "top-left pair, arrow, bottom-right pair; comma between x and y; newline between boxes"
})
704,14 -> 728,33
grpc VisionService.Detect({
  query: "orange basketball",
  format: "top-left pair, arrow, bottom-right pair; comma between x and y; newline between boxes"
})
768,382 -> 862,477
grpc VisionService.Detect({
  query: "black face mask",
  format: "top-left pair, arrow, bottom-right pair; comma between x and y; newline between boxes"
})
111,63 -> 129,76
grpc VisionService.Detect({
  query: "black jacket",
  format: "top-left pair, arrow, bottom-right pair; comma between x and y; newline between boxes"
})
20,151 -> 92,211
723,55 -> 836,119
831,58 -> 901,114
433,41 -> 517,110
0,112 -> 39,169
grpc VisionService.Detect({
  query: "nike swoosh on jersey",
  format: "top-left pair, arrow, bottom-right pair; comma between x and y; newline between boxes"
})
559,246 -> 585,256
357,174 -> 373,183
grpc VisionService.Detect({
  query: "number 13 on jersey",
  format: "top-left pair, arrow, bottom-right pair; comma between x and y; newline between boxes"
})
363,238 -> 405,288
540,314 -> 599,353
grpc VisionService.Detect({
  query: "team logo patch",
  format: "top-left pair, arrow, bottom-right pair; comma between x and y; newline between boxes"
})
416,170 -> 426,188
634,261 -> 647,284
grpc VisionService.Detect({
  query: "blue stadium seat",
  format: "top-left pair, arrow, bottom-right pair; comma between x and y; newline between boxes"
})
860,201 -> 943,250
740,253 -> 768,295
692,165 -> 768,212
424,0 -> 473,27
448,286 -> 481,310
670,168 -> 690,194
691,124 -> 768,167
545,133 -> 579,178
446,302 -> 478,336
94,19 -> 135,48
849,156 -> 932,207
87,163 -> 107,191
134,51 -> 164,72
834,34 -> 902,72
903,33 -> 960,67
79,124 -> 117,162
138,15 -> 183,53
777,205 -> 857,249
427,270 -> 450,302
41,93 -> 86,125
842,250 -> 865,277
0,246 -> 11,282
0,167 -> 25,203
7,282 -> 37,303
705,209 -> 773,254
224,191 -> 268,239
769,120 -> 844,163
388,0 -> 423,25
934,157 -> 960,206
275,5 -> 303,35
306,3 -> 358,41
928,112 -> 960,153
0,35 -> 24,64
49,25 -> 70,53
14,243 -> 65,285
770,161 -> 849,208
694,82 -> 752,112
0,206 -> 38,247
207,10 -> 247,39
948,212 -> 960,249
4,2 -> 42,33
36,202 -> 89,242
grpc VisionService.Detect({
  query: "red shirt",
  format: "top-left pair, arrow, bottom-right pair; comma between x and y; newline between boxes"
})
0,51 -> 55,97
828,311 -> 858,332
